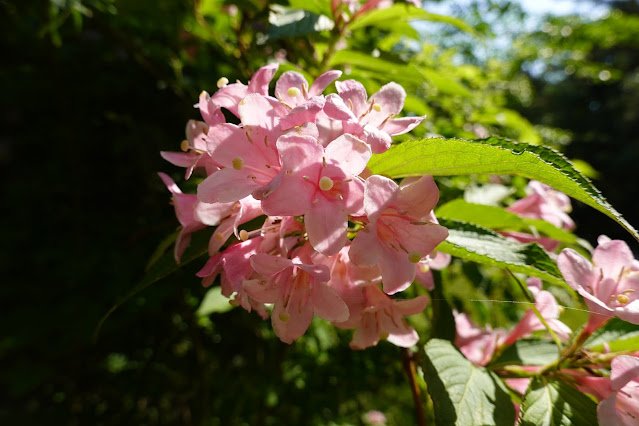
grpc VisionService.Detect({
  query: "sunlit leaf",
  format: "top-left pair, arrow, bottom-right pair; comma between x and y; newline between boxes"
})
437,219 -> 569,288
368,137 -> 639,242
268,5 -> 334,40
197,287 -> 234,316
490,339 -> 560,368
423,339 -> 516,426
519,377 -> 597,426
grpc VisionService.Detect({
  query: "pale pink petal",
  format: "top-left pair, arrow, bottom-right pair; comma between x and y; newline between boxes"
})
395,295 -> 429,315
250,253 -> 293,276
309,70 -> 342,97
199,91 -> 229,123
597,396 -> 621,426
158,172 -> 182,194
429,251 -> 452,270
378,247 -> 416,294
362,124 -> 392,154
363,82 -> 406,128
335,79 -> 369,117
593,239 -> 634,281
208,220 -> 234,254
616,300 -> 639,324
279,96 -> 325,129
324,134 -> 372,176
209,83 -> 248,118
271,289 -> 314,343
243,279 -> 280,304
349,226 -> 381,267
197,168 -> 259,203
305,197 -> 348,255
275,71 -> 308,108
185,120 -> 209,151
194,201 -> 234,226
350,314 -> 380,349
247,63 -> 279,95
396,175 -> 440,219
324,93 -> 358,121
277,133 -> 323,172
558,249 -> 596,292
387,328 -> 420,347
311,282 -> 349,322
364,175 -> 398,222
611,355 -> 639,390
238,93 -> 281,149
382,116 -> 425,135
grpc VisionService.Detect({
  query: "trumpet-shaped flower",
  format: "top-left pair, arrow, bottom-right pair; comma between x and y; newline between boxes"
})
158,173 -> 234,262
261,132 -> 371,255
349,175 -> 448,294
160,120 -> 221,180
454,311 -> 506,366
243,248 -> 349,343
324,80 -> 425,153
598,355 -> 639,426
558,236 -> 639,331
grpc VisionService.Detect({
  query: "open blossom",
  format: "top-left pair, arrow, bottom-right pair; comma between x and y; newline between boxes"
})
261,131 -> 371,255
598,355 -> 639,426
158,173 -> 234,262
500,277 -> 571,346
558,235 -> 639,331
324,80 -> 425,153
454,311 -> 505,366
160,120 -> 220,180
415,251 -> 452,291
243,246 -> 349,343
349,175 -> 448,294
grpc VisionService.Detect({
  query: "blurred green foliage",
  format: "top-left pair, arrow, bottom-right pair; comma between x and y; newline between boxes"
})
2,0 -> 638,424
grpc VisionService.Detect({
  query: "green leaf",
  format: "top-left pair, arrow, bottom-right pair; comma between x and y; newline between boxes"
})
349,4 -> 479,37
268,5 -> 334,40
436,219 -> 569,289
287,0 -> 332,17
329,50 -> 422,83
436,199 -> 577,244
423,339 -> 516,426
490,339 -> 560,368
586,317 -> 639,352
197,287 -> 234,316
420,68 -> 472,97
368,137 -> 639,243
519,377 -> 597,426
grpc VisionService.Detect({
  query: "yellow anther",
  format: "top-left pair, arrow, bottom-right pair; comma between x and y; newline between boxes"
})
408,252 -> 422,263
229,298 -> 241,307
380,332 -> 390,340
373,103 -> 382,112
239,229 -> 249,241
287,87 -> 301,97
214,232 -> 225,241
319,176 -> 334,191
180,140 -> 190,152
232,156 -> 244,170
217,77 -> 229,88
279,312 -> 291,322
617,294 -> 630,304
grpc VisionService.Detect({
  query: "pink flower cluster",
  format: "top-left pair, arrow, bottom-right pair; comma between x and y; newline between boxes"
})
160,64 -> 448,347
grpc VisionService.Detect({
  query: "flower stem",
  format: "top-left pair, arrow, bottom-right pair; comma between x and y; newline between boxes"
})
402,348 -> 427,426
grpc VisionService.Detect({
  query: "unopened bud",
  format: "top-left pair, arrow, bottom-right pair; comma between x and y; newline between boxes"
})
319,176 -> 334,191
232,156 -> 244,170
217,77 -> 229,88
408,251 -> 422,263
373,103 -> 382,112
287,87 -> 301,97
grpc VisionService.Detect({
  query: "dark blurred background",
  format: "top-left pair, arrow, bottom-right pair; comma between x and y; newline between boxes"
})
1,0 -> 638,424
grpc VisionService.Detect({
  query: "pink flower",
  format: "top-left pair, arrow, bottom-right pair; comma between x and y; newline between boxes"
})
500,277 -> 572,347
261,132 -> 371,255
197,93 -> 282,203
196,237 -> 268,319
207,196 -> 263,254
160,120 -> 220,180
454,311 -> 505,366
598,355 -> 639,425
363,410 -> 387,425
349,175 -> 448,294
507,180 -> 574,230
158,172 -> 234,262
347,284 -> 428,350
324,80 -> 425,153
558,236 -> 639,332
414,251 -> 451,291
243,247 -> 349,343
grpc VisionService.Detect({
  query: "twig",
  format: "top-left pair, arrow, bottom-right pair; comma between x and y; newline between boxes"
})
401,348 -> 427,426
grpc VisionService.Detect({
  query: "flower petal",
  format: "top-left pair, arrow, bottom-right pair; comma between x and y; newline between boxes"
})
305,197 -> 348,256
247,63 -> 278,95
364,175 -> 398,222
324,133 -> 372,177
335,79 -> 369,117
311,282 -> 349,322
275,71 -> 308,108
382,116 -> 425,136
309,70 -> 342,97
